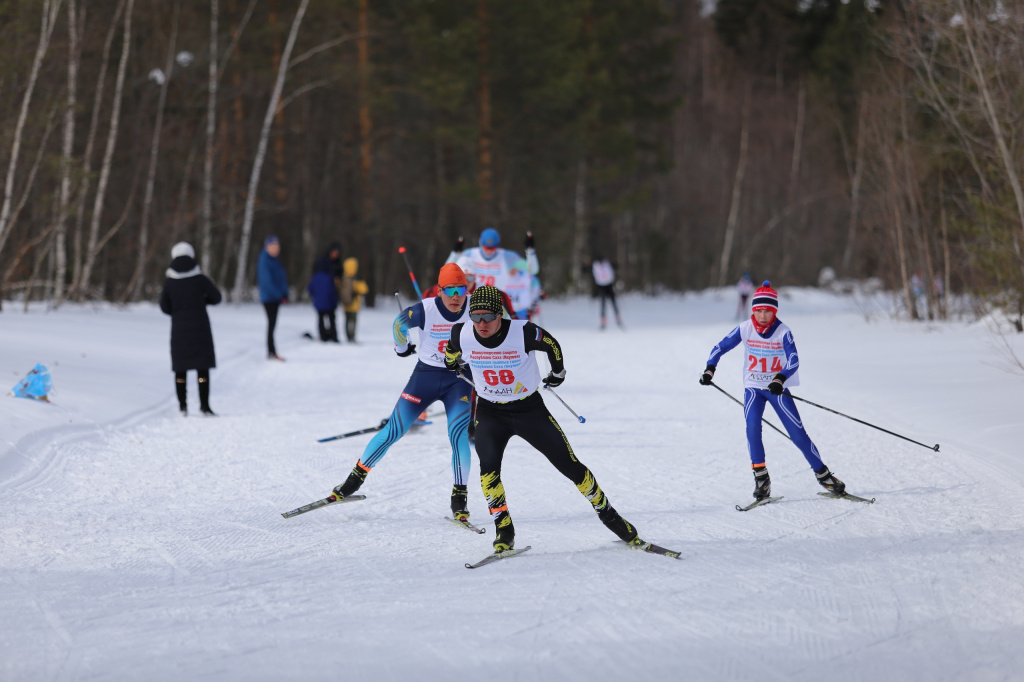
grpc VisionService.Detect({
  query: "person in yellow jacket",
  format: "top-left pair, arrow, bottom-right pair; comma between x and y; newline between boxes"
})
338,257 -> 369,342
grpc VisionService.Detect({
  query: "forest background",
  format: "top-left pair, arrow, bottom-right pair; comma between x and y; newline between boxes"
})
0,0 -> 1021,329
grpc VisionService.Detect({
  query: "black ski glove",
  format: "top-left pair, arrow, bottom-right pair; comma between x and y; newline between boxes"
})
453,236 -> 464,253
699,365 -> 715,386
444,346 -> 466,372
768,372 -> 786,395
543,369 -> 566,387
396,344 -> 416,357
525,231 -> 535,250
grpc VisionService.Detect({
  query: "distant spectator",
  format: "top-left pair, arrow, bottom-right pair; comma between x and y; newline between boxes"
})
258,236 -> 289,360
591,256 -> 622,330
736,272 -> 754,320
307,255 -> 339,342
159,242 -> 222,416
339,257 -> 369,342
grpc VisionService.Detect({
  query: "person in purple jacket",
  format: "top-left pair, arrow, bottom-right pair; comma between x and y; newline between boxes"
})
699,280 -> 848,502
307,255 -> 339,342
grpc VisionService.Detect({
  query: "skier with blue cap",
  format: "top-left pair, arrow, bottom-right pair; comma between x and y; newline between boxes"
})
445,228 -> 539,316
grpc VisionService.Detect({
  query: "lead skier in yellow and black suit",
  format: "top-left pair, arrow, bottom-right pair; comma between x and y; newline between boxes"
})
444,285 -> 643,552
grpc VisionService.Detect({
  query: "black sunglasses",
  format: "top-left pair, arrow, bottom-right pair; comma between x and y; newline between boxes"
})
469,311 -> 501,323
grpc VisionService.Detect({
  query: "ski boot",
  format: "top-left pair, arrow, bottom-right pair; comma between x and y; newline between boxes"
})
493,514 -> 515,552
753,466 -> 771,500
332,462 -> 370,499
597,505 -> 639,543
451,484 -> 469,522
815,465 -> 846,495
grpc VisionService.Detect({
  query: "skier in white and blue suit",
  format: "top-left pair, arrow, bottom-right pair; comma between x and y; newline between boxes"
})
330,263 -> 474,521
699,281 -> 848,502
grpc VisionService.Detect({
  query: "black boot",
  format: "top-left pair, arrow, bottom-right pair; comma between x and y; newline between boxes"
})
597,505 -> 639,543
815,465 -> 846,495
493,513 -> 515,552
175,374 -> 187,416
198,373 -> 215,416
332,463 -> 370,499
753,467 -> 771,500
450,484 -> 469,521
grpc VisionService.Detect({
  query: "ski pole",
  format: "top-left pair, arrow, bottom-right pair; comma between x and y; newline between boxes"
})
544,385 -> 586,424
710,381 -> 791,441
393,290 -> 403,313
397,246 -> 423,299
318,418 -> 389,443
788,394 -> 940,451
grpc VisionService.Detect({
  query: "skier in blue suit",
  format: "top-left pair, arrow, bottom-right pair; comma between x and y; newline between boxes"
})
699,281 -> 849,502
329,263 -> 474,521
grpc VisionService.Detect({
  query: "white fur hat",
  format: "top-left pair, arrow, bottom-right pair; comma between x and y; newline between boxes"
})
171,242 -> 195,260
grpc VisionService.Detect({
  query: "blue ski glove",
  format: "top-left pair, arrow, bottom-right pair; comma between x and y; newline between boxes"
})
768,373 -> 786,395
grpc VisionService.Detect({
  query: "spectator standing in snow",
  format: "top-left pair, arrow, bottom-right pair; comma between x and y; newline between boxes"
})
735,272 -> 754,320
591,256 -> 621,330
307,255 -> 339,342
258,236 -> 289,360
338,257 -> 369,342
159,242 -> 222,416
698,280 -> 849,502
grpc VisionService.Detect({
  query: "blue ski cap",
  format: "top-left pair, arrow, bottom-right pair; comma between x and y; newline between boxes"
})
480,228 -> 501,248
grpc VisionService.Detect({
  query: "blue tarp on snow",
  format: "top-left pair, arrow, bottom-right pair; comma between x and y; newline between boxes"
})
11,363 -> 51,401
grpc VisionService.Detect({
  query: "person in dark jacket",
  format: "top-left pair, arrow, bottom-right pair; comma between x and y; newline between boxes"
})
307,256 -> 339,342
257,236 -> 289,361
159,242 -> 222,416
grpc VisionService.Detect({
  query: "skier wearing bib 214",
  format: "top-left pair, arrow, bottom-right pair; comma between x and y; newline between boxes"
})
699,281 -> 848,501
330,264 -> 474,521
444,285 -> 645,553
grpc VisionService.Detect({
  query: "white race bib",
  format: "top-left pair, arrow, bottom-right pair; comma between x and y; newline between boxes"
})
460,320 -> 540,402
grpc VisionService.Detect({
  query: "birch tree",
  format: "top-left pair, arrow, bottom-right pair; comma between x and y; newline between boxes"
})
54,0 -> 80,306
78,0 -> 135,299
0,0 -> 63,260
202,0 -> 219,273
232,0 -> 311,300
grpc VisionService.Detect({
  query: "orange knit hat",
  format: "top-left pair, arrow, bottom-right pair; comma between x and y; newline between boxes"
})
438,263 -> 468,288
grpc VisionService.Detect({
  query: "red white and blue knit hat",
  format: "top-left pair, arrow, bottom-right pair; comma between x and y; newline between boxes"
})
751,281 -> 778,312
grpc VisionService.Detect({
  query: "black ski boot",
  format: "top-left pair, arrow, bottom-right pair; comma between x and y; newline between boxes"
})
753,467 -> 771,500
176,377 -> 187,416
450,484 -> 469,521
493,514 -> 515,552
332,463 -> 370,499
815,465 -> 846,495
597,505 -> 639,544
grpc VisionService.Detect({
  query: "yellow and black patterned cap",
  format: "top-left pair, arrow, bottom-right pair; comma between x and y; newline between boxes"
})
469,285 -> 503,313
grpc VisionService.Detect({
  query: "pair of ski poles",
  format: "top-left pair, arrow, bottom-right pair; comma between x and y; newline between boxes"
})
709,381 -> 940,452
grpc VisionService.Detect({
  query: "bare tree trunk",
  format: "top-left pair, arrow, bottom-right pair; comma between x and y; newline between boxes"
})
357,0 -> 375,292
958,0 -> 1024,238
269,0 -> 288,205
841,97 -> 867,275
232,0 -> 311,300
69,0 -> 123,299
125,0 -> 180,301
53,0 -> 79,306
779,79 -> 806,277
0,0 -> 63,260
717,82 -> 751,287
477,0 -> 493,223
202,0 -> 218,272
571,158 -> 587,294
79,0 -> 135,299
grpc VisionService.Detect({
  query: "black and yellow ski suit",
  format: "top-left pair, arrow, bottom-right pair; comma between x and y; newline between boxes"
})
446,319 -> 638,551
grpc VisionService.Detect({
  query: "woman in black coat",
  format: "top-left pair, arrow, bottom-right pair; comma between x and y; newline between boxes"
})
159,242 -> 222,416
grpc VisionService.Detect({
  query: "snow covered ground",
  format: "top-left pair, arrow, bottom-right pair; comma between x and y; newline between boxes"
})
2,289 -> 1023,682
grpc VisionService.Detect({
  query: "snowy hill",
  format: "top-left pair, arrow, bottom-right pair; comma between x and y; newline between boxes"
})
2,290 -> 1023,681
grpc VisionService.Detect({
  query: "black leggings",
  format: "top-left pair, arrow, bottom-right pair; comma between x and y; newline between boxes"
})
317,310 -> 338,341
264,302 -> 280,355
598,284 -> 619,318
474,393 -> 606,521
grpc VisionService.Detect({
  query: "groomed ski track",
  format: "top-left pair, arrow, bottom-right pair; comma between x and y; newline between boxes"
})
1,291 -> 1023,681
